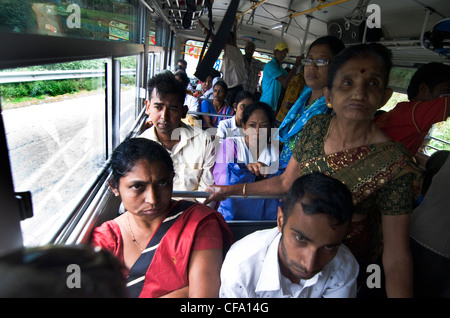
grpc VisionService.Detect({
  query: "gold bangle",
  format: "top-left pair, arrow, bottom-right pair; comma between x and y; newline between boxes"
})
242,183 -> 248,199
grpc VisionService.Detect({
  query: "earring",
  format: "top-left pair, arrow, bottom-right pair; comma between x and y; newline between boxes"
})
327,103 -> 332,108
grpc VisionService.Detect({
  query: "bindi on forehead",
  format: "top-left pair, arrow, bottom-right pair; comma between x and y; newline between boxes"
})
360,68 -> 366,74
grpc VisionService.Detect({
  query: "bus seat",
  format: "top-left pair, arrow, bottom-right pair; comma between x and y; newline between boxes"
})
226,220 -> 277,241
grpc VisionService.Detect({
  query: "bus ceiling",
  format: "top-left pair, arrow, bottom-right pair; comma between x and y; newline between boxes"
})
147,0 -> 449,66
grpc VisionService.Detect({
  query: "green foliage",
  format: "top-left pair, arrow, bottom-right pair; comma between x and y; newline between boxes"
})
0,57 -> 137,106
429,121 -> 450,152
0,78 -> 101,101
0,0 -> 34,32
388,67 -> 416,92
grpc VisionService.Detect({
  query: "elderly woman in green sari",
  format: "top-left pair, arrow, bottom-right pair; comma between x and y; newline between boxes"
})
205,43 -> 422,298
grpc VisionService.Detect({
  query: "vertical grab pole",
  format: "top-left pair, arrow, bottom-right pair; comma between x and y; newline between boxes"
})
301,15 -> 312,55
420,8 -> 431,49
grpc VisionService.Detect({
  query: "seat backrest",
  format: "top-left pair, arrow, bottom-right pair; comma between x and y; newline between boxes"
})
226,220 -> 277,241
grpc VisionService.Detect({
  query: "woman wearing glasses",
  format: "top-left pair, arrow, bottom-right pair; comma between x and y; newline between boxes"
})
206,44 -> 422,297
277,36 -> 345,169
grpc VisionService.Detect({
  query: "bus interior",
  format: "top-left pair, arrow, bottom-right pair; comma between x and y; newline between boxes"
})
0,0 -> 449,297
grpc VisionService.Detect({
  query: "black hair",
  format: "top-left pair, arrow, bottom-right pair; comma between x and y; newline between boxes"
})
307,35 -> 345,57
109,138 -> 174,189
213,79 -> 228,93
282,172 -> 354,228
147,71 -> 186,106
242,101 -> 275,127
422,150 -> 450,195
177,58 -> 187,67
174,70 -> 190,88
327,43 -> 393,90
234,90 -> 254,106
407,62 -> 450,100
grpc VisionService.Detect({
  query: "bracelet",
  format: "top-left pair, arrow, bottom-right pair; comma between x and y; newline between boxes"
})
242,183 -> 248,199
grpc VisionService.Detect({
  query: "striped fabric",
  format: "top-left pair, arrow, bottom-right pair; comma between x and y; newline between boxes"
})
126,202 -> 195,297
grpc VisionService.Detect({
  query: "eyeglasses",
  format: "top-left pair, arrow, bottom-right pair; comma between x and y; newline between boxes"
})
301,59 -> 330,67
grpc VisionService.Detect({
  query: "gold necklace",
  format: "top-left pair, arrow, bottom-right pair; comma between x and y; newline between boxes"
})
324,116 -> 375,146
126,212 -> 144,251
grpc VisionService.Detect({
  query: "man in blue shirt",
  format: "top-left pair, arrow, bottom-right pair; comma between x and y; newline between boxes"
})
260,41 -> 302,112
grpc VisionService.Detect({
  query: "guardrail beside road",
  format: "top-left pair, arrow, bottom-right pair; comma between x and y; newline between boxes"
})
0,69 -> 136,84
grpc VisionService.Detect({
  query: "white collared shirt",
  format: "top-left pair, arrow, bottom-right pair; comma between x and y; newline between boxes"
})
220,228 -> 359,298
139,123 -> 216,193
221,44 -> 246,89
216,116 -> 243,139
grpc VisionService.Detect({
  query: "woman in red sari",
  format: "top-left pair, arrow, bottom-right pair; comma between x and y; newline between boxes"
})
91,138 -> 233,298
205,44 -> 422,298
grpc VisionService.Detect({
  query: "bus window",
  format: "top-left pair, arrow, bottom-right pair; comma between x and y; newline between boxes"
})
382,66 -> 450,155
183,39 -> 224,80
117,55 -> 138,141
182,39 -> 272,85
425,120 -> 450,155
0,59 -> 107,246
0,0 -> 138,43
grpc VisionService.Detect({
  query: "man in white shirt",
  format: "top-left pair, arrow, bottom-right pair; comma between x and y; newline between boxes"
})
140,71 -> 216,197
220,172 -> 359,298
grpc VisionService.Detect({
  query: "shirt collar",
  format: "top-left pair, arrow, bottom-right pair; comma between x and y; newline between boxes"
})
255,232 -> 323,295
148,122 -> 200,154
255,232 -> 282,293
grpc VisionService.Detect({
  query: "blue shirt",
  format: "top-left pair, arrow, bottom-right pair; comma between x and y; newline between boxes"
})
259,58 -> 287,111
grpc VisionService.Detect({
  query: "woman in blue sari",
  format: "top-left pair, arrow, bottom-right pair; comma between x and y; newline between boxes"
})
201,79 -> 235,128
277,36 -> 345,169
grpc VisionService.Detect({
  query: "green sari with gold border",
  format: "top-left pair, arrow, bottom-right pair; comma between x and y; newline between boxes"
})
292,114 -> 422,266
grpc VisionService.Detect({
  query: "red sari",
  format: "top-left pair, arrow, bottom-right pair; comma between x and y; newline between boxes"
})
91,200 -> 234,297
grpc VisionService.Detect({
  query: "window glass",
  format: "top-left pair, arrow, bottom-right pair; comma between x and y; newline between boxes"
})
0,59 -> 107,246
183,39 -> 271,81
388,67 -> 417,93
0,0 -> 137,43
183,39 -> 224,79
117,55 -> 138,141
426,120 -> 450,154
381,92 -> 450,155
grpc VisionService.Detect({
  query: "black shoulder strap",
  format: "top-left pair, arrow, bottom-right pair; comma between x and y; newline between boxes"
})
126,201 -> 196,297
194,0 -> 240,81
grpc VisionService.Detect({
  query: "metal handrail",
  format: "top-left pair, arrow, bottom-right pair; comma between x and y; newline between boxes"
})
430,135 -> 450,146
187,111 -> 233,118
173,190 -> 283,199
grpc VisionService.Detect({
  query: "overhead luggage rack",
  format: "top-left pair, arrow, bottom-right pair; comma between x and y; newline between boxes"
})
150,0 -> 209,30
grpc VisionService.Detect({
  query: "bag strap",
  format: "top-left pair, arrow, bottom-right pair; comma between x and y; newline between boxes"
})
126,201 -> 196,297
194,0 -> 239,81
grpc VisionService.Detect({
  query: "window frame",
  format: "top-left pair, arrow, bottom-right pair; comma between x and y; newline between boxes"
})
0,1 -> 163,247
